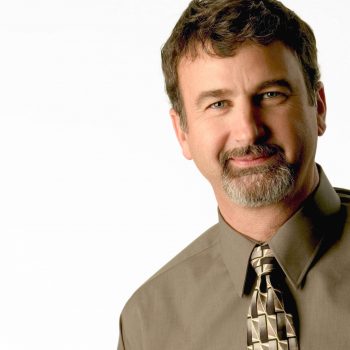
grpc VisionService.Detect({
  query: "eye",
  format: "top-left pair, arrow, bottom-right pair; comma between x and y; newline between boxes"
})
261,91 -> 284,99
254,91 -> 288,106
209,100 -> 228,109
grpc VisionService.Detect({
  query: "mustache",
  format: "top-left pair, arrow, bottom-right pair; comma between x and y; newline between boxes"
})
219,144 -> 284,168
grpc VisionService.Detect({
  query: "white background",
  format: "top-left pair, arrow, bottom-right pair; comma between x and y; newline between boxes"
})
0,1 -> 349,349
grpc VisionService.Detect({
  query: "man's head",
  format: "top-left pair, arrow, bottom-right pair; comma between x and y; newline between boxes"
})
162,0 -> 326,209
161,0 -> 320,131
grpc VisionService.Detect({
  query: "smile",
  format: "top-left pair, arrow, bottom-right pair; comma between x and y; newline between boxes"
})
229,154 -> 274,168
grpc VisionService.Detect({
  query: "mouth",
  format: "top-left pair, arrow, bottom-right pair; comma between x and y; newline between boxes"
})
229,154 -> 275,168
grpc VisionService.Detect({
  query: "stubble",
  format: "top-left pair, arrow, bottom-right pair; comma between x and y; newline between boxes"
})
220,145 -> 296,208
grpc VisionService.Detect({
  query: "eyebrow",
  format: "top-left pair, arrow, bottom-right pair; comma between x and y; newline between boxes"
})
195,89 -> 232,108
257,79 -> 293,92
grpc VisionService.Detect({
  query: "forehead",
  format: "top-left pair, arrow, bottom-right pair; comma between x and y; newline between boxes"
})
177,41 -> 305,95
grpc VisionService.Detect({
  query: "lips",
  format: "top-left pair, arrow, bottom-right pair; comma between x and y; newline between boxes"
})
230,154 -> 272,168
231,154 -> 267,161
219,144 -> 283,170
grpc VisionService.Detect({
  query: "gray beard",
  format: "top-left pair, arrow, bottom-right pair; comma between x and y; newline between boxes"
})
220,145 -> 296,208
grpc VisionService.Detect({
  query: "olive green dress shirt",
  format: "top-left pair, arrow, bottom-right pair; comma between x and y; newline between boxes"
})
118,168 -> 350,349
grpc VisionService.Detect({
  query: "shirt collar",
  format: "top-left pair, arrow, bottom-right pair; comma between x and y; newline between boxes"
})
219,212 -> 257,297
219,166 -> 341,297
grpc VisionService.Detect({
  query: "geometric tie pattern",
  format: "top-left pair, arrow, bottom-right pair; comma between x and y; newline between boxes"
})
247,244 -> 299,350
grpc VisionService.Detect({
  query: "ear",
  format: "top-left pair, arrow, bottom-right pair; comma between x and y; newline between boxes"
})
170,108 -> 193,160
315,82 -> 327,136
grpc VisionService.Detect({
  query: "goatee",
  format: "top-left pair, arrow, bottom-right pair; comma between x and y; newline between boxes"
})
219,144 -> 296,208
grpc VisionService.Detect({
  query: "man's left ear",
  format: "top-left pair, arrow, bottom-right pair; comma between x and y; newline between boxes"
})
316,82 -> 327,136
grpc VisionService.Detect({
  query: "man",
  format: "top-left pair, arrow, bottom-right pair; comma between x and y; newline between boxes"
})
118,0 -> 350,349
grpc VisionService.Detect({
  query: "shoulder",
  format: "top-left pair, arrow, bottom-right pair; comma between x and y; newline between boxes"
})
335,187 -> 350,222
147,222 -> 221,282
120,222 -> 221,313
126,222 -> 220,299
335,187 -> 350,205
118,223 -> 227,348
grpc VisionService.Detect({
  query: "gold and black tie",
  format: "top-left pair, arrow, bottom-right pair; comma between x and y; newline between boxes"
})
247,244 -> 299,350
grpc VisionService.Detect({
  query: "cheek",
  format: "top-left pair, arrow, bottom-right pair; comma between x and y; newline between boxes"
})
187,124 -> 228,175
283,126 -> 306,164
274,118 -> 318,164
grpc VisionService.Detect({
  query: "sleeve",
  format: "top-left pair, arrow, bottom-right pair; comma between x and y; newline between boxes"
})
117,315 -> 126,350
117,336 -> 125,350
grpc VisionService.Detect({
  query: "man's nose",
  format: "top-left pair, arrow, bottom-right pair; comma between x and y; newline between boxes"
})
229,99 -> 266,145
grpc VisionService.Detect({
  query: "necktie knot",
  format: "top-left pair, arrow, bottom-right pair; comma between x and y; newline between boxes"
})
250,244 -> 277,278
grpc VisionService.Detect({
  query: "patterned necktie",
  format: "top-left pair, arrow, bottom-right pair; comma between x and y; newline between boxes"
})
247,244 -> 299,350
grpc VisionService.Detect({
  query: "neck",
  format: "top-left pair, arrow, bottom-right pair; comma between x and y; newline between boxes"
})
217,165 -> 319,242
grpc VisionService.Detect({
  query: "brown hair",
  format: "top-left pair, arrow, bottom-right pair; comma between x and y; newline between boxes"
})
161,0 -> 320,130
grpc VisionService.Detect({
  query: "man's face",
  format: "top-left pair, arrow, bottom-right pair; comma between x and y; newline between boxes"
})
171,41 -> 326,208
